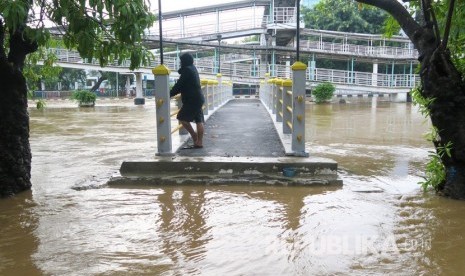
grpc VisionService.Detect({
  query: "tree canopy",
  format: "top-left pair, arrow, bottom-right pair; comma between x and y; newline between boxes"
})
302,0 -> 389,33
1,0 -> 156,71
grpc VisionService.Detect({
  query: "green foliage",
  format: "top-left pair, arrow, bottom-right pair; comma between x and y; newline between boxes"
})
430,0 -> 465,75
411,85 -> 453,191
312,82 -> 335,103
36,99 -> 47,110
411,86 -> 434,117
404,0 -> 465,76
23,43 -> 62,92
420,141 -> 452,192
71,90 -> 97,104
301,0 -> 388,34
58,68 -> 87,90
1,0 -> 156,70
382,16 -> 401,38
239,35 -> 259,44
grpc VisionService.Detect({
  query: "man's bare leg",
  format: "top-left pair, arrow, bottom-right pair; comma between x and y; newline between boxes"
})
195,122 -> 204,147
180,121 -> 197,143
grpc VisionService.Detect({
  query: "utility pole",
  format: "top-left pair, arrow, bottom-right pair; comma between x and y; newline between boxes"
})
217,34 -> 222,73
296,0 -> 301,61
158,0 -> 164,64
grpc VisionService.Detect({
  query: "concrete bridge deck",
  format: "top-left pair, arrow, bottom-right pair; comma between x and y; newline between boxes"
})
178,99 -> 284,157
111,99 -> 342,187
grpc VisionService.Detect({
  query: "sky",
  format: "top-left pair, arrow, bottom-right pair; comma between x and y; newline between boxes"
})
148,0 -> 319,40
151,0 -> 319,12
152,0 -> 247,12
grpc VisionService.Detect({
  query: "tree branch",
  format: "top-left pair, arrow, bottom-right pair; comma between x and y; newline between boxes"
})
355,0 -> 422,43
442,0 -> 455,48
421,0 -> 431,24
423,0 -> 441,43
8,27 -> 38,70
0,19 -> 6,61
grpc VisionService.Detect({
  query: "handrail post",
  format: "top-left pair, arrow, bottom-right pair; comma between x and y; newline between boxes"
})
210,80 -> 218,108
276,79 -> 283,122
207,80 -> 214,111
217,73 -> 223,105
201,79 -> 209,115
282,79 -> 292,134
259,80 -> 265,104
214,80 -> 220,107
152,65 -> 173,155
262,73 -> 270,107
291,61 -> 309,157
266,78 -> 273,110
228,81 -> 233,100
271,78 -> 277,114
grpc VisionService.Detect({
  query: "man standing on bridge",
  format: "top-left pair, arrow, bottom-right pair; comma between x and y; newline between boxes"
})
170,53 -> 205,149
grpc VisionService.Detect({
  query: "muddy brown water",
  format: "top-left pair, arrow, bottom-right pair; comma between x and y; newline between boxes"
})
1,98 -> 465,275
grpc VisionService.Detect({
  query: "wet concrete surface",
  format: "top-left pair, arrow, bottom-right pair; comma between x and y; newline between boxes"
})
176,99 -> 285,157
119,98 -> 339,185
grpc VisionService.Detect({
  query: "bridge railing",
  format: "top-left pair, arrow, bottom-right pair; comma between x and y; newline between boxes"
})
48,48 -> 419,90
307,68 -> 419,88
302,40 -> 416,59
259,63 -> 308,157
148,12 -> 265,39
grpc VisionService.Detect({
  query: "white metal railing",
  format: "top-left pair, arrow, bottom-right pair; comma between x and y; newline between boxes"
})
146,5 -> 417,60
149,12 -> 265,39
302,40 -> 416,59
259,69 -> 308,157
47,48 -> 420,91
273,7 -> 296,24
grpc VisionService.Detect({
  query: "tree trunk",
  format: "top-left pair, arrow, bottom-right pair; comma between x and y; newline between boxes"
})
90,71 -> 108,92
356,0 -> 465,199
0,59 -> 32,197
422,46 -> 465,199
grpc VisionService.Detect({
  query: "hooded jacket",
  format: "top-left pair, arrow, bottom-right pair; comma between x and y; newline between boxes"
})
169,53 -> 205,108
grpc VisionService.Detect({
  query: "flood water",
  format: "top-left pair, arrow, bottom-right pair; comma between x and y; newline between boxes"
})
2,97 -> 465,275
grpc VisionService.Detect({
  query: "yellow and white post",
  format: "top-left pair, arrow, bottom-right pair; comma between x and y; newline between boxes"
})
152,65 -> 173,156
282,79 -> 292,134
201,79 -> 209,115
291,61 -> 309,157
271,78 -> 277,115
276,79 -> 283,122
209,80 -> 217,109
217,73 -> 223,104
262,73 -> 270,106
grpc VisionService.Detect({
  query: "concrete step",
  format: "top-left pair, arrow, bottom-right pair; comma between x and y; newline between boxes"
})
108,156 -> 342,187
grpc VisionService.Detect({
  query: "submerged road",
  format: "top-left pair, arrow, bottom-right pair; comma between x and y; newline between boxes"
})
177,99 -> 285,157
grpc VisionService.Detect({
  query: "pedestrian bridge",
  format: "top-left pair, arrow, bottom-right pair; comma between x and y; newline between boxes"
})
113,63 -> 342,186
43,0 -> 419,187
45,46 -> 418,101
43,0 -> 419,100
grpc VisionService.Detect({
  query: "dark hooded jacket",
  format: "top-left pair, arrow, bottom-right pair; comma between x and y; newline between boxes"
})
169,53 -> 204,108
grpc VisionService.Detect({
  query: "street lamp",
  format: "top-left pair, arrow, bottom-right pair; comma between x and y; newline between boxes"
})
296,0 -> 301,61
158,0 -> 164,64
217,34 -> 222,74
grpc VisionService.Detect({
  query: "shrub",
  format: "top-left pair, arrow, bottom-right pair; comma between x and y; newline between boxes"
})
71,90 -> 97,107
312,82 -> 335,103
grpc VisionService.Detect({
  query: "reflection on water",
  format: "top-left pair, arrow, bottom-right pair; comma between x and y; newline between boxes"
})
1,98 -> 464,275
